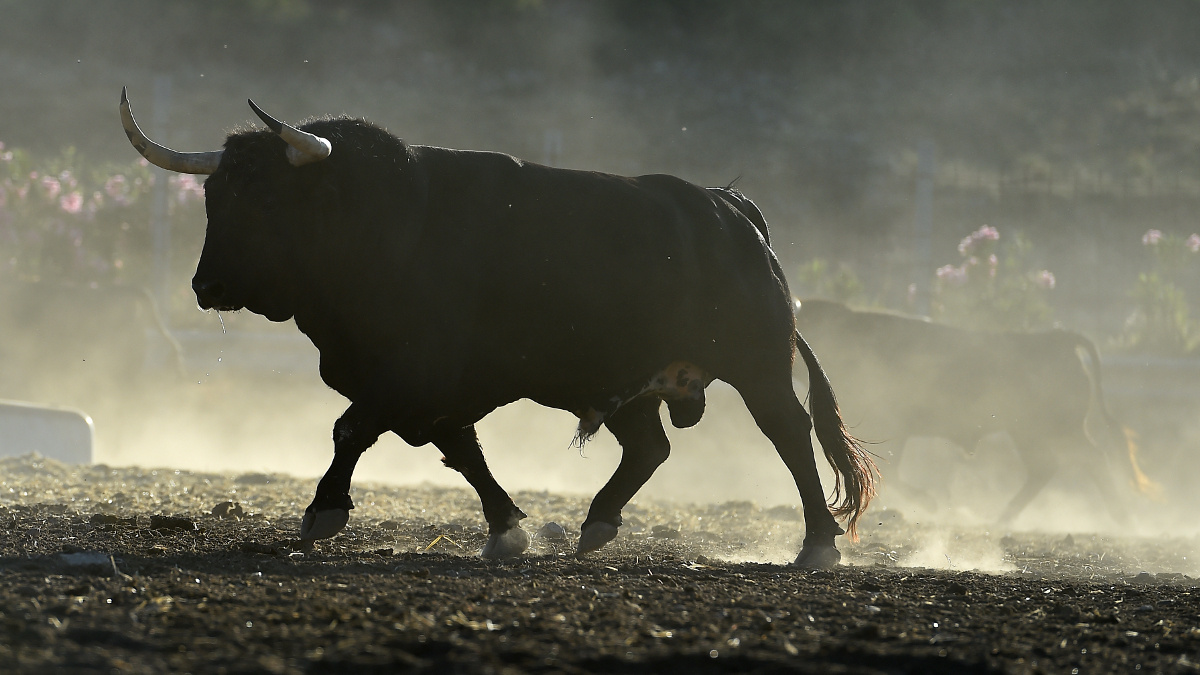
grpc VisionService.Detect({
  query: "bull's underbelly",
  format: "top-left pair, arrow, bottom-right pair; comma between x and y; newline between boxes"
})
573,360 -> 709,443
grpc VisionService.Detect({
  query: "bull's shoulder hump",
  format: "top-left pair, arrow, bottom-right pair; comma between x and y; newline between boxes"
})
410,144 -> 528,170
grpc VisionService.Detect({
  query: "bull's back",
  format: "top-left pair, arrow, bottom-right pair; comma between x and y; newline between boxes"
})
416,149 -> 791,390
796,302 -> 1091,445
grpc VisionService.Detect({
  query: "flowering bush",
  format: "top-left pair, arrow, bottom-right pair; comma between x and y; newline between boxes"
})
1121,229 -> 1200,354
930,225 -> 1056,331
0,141 -> 205,288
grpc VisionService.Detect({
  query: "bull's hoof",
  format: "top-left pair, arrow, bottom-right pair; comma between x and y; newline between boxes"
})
791,544 -> 841,569
481,527 -> 530,559
300,508 -> 350,540
576,521 -> 619,555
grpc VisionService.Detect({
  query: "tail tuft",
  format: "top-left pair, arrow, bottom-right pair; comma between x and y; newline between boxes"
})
1122,427 -> 1165,503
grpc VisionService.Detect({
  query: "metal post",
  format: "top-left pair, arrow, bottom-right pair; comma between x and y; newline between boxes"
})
912,139 -> 935,317
150,75 -> 173,328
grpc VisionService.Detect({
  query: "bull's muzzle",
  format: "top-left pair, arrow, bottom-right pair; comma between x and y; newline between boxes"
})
192,279 -> 228,310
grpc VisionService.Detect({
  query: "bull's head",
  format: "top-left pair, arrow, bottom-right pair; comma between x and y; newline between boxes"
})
120,88 -> 334,322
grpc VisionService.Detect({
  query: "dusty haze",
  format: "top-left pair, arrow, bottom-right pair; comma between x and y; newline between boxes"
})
1,1 -> 1198,555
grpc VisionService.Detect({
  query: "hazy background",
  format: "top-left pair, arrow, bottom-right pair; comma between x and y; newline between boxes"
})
1,0 -> 1198,536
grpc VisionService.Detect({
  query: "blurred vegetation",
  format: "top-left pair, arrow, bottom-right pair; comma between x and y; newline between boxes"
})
5,0 -> 1200,350
1120,231 -> 1200,355
0,143 -> 204,289
930,226 -> 1057,332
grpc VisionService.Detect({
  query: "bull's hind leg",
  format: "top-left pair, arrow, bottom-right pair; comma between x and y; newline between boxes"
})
578,396 -> 670,555
435,424 -> 530,558
736,375 -> 845,569
301,403 -> 387,541
996,436 -> 1059,526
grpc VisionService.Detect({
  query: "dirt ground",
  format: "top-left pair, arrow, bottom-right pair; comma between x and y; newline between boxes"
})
1,454 -> 1198,674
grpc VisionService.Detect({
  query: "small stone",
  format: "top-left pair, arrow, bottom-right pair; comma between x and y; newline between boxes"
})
378,520 -> 402,531
212,502 -> 245,520
946,581 -> 969,596
535,522 -> 567,541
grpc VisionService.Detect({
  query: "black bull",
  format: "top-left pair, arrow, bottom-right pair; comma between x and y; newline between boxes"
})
794,299 -> 1156,525
119,92 -> 875,568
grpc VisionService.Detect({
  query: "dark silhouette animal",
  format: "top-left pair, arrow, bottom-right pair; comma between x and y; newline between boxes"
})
794,299 -> 1154,525
119,89 -> 874,567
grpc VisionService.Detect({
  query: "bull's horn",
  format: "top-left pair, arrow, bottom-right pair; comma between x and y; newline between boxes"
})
119,87 -> 222,175
247,99 -> 331,167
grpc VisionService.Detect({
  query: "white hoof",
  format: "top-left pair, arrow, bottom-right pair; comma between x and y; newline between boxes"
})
300,509 -> 350,540
791,545 -> 841,569
576,521 -> 618,555
480,527 -> 530,559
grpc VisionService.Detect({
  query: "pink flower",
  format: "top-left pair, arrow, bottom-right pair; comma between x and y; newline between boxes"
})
40,175 -> 61,201
936,264 -> 969,285
0,141 -> 5,151
105,174 -> 127,197
988,254 -> 998,277
1187,233 -> 1200,253
958,225 -> 1000,255
1033,270 -> 1056,289
60,191 -> 83,214
1142,229 -> 1163,245
170,174 -> 205,203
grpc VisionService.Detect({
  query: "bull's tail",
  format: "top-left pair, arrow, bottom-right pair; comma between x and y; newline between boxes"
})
793,330 -> 876,539
1121,427 -> 1165,501
1074,335 -> 1163,499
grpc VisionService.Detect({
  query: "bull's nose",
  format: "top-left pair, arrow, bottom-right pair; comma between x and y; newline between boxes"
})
192,279 -> 226,308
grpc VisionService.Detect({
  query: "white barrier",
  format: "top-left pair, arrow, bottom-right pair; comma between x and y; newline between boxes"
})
0,400 -> 93,465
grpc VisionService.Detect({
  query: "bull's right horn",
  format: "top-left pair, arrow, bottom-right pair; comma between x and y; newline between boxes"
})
247,99 -> 332,167
120,87 -> 223,174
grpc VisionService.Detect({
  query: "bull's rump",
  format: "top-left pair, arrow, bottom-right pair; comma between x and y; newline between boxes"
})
407,148 -> 793,407
795,301 -> 1091,447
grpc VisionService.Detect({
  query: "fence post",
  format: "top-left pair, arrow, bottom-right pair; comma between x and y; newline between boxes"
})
912,139 -> 936,316
149,76 -> 173,330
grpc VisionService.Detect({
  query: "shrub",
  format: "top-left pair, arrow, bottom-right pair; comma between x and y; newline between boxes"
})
1119,229 -> 1200,355
930,225 -> 1056,331
0,141 -> 204,289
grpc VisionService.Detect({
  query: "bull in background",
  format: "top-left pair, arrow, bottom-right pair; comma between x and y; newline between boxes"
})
118,89 -> 875,568
794,299 -> 1157,526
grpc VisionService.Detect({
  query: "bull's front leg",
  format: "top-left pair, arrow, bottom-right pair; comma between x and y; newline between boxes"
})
434,424 -> 530,558
300,403 -> 386,541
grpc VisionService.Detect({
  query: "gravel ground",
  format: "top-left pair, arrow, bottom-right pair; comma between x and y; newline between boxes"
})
1,454 -> 1198,674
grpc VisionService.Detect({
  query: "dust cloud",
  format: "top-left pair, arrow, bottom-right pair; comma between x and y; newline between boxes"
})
2,2 -> 1199,573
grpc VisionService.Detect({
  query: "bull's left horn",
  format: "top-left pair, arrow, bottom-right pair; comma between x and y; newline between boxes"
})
247,99 -> 332,167
119,87 -> 222,174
